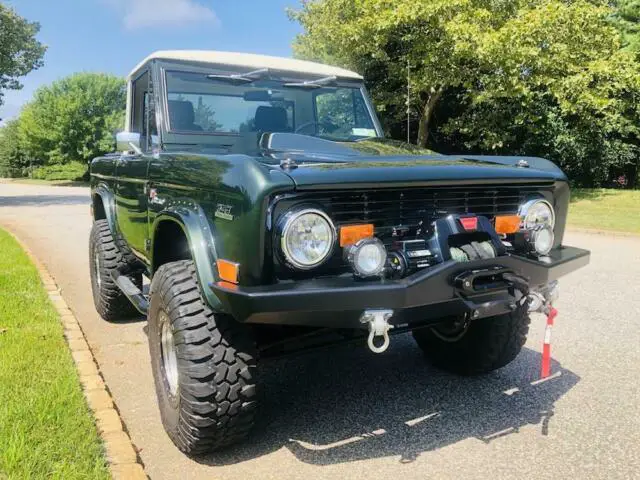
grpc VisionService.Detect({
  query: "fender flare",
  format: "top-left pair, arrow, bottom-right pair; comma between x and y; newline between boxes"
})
151,206 -> 223,311
93,184 -> 117,234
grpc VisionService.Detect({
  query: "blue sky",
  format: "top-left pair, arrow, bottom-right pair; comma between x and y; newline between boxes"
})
0,0 -> 302,124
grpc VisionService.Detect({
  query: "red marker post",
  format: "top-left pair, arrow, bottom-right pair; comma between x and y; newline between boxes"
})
540,307 -> 558,379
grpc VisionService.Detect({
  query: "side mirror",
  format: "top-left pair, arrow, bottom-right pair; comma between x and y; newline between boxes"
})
116,131 -> 142,155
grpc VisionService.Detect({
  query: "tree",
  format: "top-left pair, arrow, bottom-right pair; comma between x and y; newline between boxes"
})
611,0 -> 640,52
193,97 -> 223,132
0,4 -> 46,107
18,73 -> 125,165
0,118 -> 29,177
441,2 -> 640,185
291,0 -> 640,186
291,0 -> 491,147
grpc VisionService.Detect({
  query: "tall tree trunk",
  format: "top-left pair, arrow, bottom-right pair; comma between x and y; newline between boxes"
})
417,87 -> 443,148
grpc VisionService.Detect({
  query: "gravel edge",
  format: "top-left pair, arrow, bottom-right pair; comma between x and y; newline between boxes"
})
3,227 -> 147,480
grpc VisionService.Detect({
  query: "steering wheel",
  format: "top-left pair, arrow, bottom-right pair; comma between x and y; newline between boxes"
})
294,120 -> 339,135
294,121 -> 319,134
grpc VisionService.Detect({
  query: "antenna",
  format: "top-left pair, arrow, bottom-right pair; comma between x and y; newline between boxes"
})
406,61 -> 411,144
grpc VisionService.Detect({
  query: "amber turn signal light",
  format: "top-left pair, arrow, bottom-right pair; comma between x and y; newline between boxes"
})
217,259 -> 239,284
494,215 -> 521,234
340,224 -> 374,247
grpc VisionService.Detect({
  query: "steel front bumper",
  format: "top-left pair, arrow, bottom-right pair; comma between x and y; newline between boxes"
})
210,246 -> 590,328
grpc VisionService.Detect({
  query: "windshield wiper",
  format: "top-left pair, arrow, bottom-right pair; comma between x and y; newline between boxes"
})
283,75 -> 338,89
207,68 -> 270,84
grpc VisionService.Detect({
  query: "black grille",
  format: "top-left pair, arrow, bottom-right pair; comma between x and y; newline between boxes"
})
293,185 -> 551,242
271,184 -> 553,278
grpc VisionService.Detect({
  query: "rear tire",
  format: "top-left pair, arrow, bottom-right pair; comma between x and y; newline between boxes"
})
413,305 -> 530,375
148,260 -> 258,455
89,220 -> 141,321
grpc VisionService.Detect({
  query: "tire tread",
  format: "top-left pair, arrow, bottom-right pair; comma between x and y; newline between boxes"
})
149,260 -> 257,455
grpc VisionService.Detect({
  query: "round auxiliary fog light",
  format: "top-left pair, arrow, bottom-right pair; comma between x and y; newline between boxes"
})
531,225 -> 554,256
346,238 -> 387,278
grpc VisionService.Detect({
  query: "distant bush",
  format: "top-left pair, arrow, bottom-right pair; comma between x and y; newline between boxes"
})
31,161 -> 87,181
0,72 -> 124,180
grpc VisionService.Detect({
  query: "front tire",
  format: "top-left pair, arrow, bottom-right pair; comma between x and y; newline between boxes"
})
148,260 -> 258,455
413,305 -> 530,375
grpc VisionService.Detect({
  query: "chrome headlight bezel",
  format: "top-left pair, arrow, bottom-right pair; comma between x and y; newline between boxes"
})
519,199 -> 555,230
279,207 -> 336,270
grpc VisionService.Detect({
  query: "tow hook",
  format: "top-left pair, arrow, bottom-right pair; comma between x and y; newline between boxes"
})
526,281 -> 560,379
528,280 -> 559,313
360,309 -> 394,354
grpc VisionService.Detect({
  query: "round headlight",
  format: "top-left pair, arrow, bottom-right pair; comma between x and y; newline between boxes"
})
280,209 -> 335,269
520,199 -> 555,230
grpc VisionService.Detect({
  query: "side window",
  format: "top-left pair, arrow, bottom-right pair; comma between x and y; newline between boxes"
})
314,88 -> 375,139
130,71 -> 157,149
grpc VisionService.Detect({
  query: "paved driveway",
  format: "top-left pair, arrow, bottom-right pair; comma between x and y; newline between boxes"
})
1,181 -> 639,480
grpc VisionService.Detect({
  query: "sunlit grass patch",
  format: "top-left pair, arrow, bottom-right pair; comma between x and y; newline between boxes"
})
569,189 -> 640,234
0,229 -> 109,479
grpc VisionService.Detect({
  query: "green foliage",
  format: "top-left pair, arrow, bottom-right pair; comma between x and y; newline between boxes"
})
31,161 -> 87,181
0,73 -> 125,178
0,4 -> 46,107
0,229 -> 110,479
0,119 -> 31,177
18,73 -> 125,165
291,0 -> 640,187
611,0 -> 640,52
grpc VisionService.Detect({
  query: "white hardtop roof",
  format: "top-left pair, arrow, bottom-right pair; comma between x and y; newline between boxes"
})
128,50 -> 363,81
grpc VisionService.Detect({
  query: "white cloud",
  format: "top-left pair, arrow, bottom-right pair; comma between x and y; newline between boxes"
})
106,0 -> 218,30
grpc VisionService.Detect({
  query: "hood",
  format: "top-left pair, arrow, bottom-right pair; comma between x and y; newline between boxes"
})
257,133 -> 566,189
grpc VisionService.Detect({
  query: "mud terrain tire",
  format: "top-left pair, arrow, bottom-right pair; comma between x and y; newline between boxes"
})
148,260 -> 258,455
89,219 -> 141,321
413,305 -> 530,375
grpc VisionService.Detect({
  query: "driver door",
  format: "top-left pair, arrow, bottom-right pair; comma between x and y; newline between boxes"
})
115,70 -> 155,258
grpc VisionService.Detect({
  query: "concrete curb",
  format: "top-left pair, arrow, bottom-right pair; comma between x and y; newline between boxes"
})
3,228 -> 147,480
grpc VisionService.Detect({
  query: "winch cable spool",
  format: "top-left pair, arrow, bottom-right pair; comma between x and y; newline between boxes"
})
450,241 -> 497,262
449,247 -> 468,262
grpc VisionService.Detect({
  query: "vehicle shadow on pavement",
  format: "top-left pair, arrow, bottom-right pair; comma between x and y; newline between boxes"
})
0,195 -> 89,207
201,334 -> 580,466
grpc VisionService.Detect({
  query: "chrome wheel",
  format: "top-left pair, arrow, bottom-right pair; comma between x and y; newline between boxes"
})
160,312 -> 179,396
93,247 -> 102,290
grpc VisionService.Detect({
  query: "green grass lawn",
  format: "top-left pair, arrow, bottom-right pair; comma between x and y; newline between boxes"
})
0,229 -> 109,479
569,189 -> 640,234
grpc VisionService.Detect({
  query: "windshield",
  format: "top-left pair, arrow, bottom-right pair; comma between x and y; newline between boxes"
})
164,70 -> 379,142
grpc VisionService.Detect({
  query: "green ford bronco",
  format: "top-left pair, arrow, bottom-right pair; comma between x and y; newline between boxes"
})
89,50 -> 590,455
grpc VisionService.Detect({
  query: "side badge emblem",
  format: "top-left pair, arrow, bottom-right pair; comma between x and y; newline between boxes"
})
215,204 -> 234,221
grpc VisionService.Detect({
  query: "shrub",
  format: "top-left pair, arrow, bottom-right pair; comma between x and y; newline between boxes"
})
31,161 -> 87,181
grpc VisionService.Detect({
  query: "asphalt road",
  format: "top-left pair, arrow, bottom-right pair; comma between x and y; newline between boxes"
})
1,181 -> 639,480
